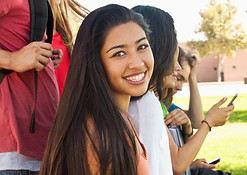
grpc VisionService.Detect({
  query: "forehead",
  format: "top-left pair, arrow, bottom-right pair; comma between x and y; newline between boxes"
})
103,22 -> 146,48
180,59 -> 190,69
174,46 -> 179,60
178,60 -> 190,80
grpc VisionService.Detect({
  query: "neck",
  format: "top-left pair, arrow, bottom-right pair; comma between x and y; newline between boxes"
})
113,94 -> 130,118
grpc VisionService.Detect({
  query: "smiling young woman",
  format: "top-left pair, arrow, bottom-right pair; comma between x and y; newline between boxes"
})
39,4 -> 153,175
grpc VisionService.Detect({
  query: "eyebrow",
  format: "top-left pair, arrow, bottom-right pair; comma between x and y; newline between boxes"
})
106,37 -> 147,53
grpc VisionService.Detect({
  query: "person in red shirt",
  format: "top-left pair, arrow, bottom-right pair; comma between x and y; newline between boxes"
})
0,0 -> 61,174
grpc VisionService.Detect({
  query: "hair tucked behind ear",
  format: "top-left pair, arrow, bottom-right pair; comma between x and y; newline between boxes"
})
132,5 -> 178,102
40,4 -> 150,175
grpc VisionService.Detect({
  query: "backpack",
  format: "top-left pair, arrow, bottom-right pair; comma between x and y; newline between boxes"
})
0,0 -> 54,133
0,0 -> 53,82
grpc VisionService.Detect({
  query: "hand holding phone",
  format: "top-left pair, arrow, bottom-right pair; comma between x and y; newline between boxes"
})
207,157 -> 220,164
227,93 -> 238,106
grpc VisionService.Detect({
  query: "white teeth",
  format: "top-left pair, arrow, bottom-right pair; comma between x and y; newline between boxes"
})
126,73 -> 144,82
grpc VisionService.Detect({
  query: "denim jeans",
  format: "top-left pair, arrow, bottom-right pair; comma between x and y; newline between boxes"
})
0,170 -> 38,175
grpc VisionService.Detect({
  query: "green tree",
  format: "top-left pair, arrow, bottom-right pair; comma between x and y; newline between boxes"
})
187,0 -> 247,82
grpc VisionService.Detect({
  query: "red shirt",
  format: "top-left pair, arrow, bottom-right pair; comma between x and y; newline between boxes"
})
0,0 -> 59,159
52,32 -> 70,98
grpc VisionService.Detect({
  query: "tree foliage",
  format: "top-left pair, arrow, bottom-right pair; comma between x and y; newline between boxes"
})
187,0 -> 247,58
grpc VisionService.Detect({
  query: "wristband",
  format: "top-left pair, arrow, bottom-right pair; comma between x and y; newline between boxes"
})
184,129 -> 194,137
201,120 -> 211,131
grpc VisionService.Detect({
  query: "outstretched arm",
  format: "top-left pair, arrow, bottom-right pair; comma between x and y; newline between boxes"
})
169,97 -> 234,175
185,50 -> 204,128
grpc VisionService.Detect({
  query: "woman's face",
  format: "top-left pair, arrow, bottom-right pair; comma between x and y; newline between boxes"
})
162,46 -> 181,88
173,59 -> 191,95
100,22 -> 154,101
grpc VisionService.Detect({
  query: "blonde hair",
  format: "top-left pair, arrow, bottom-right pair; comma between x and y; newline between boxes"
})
49,0 -> 90,56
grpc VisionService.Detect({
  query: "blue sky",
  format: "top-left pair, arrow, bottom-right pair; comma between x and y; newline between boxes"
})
78,0 -> 247,42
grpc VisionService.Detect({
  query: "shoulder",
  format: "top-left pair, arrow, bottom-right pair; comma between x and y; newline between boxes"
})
130,91 -> 160,107
0,0 -> 13,17
85,116 -> 112,174
84,117 -> 101,174
167,103 -> 182,113
85,116 -> 98,141
128,91 -> 164,126
129,91 -> 162,114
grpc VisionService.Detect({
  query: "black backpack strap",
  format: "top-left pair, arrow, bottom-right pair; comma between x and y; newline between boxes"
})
29,0 -> 53,43
0,69 -> 13,83
29,0 -> 48,42
46,2 -> 54,44
30,70 -> 38,133
28,0 -> 54,133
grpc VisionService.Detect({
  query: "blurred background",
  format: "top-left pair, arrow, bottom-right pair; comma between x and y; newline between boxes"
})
74,1 -> 247,174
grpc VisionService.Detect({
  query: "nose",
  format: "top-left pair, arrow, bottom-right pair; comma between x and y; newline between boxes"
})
176,81 -> 183,91
128,52 -> 145,69
175,61 -> 181,71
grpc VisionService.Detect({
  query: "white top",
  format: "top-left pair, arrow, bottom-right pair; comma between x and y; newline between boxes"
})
0,152 -> 41,171
128,91 -> 173,175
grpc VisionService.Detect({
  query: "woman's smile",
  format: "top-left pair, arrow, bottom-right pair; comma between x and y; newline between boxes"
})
124,71 -> 147,84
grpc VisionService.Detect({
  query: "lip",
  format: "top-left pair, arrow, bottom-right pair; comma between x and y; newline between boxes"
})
124,71 -> 147,85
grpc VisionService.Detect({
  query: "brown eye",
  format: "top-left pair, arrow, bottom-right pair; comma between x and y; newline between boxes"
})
138,44 -> 148,50
112,51 -> 125,57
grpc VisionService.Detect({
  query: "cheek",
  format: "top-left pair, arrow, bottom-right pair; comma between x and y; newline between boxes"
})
103,66 -> 120,91
103,59 -> 127,87
101,59 -> 115,81
162,76 -> 173,88
104,65 -> 118,81
177,82 -> 182,89
168,76 -> 176,88
144,50 -> 154,73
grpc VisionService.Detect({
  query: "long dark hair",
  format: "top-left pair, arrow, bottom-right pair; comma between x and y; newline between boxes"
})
132,5 -> 178,102
39,4 -> 150,175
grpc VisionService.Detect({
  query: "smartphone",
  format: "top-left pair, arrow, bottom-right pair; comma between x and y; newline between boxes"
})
227,93 -> 238,106
207,157 -> 221,164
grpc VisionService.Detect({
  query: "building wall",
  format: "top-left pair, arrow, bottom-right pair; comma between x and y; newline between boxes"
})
179,43 -> 247,82
223,50 -> 247,81
196,56 -> 218,82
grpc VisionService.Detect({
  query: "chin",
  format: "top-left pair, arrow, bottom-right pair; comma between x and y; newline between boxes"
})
131,87 -> 148,97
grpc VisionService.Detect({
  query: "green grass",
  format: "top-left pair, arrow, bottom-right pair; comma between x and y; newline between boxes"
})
173,94 -> 247,175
